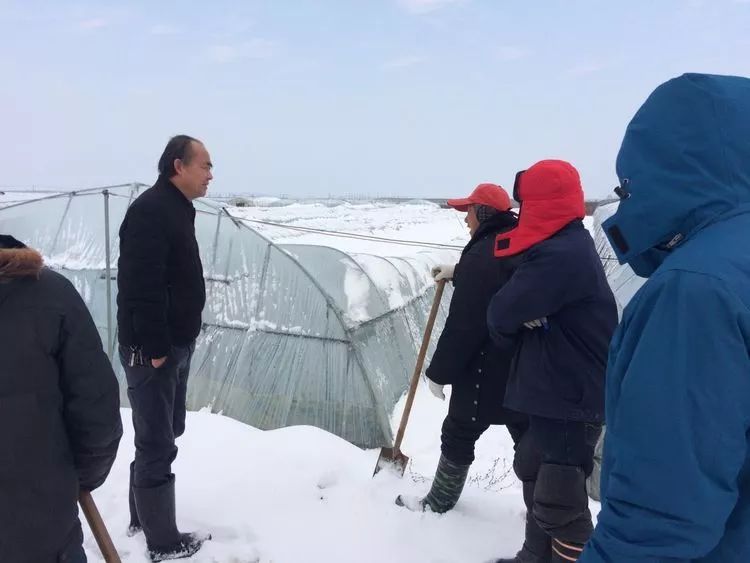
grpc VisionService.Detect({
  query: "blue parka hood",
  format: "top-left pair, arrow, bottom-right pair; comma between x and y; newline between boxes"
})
604,73 -> 750,277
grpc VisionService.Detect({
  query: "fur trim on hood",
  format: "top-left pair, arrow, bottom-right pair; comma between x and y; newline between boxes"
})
0,235 -> 43,280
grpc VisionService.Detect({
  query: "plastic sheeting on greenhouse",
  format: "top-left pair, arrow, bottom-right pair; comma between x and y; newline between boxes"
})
592,202 -> 645,317
0,184 -> 459,448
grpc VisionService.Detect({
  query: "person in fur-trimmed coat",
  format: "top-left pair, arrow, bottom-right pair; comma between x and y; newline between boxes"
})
0,234 -> 122,563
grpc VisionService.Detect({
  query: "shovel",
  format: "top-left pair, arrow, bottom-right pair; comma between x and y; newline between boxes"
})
373,278 -> 446,477
79,490 -> 122,563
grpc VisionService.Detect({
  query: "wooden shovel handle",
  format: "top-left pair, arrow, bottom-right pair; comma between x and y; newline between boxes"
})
79,490 -> 121,563
392,278 -> 446,451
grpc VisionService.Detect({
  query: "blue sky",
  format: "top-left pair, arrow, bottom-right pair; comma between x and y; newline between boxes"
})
1,0 -> 749,198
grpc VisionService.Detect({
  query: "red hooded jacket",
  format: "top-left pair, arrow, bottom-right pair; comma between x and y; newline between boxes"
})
495,160 -> 586,257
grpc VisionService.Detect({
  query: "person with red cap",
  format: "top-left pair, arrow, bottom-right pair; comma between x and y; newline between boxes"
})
486,161 -> 617,562
395,183 -> 528,514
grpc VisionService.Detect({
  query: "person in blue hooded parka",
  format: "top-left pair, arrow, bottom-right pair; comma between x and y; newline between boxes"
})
580,73 -> 750,562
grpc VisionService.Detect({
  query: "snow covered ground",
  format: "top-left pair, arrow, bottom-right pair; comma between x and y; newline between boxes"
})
83,408 -> 526,563
85,386 -> 600,563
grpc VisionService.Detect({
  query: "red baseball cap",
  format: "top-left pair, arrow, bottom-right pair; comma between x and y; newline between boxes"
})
447,183 -> 511,212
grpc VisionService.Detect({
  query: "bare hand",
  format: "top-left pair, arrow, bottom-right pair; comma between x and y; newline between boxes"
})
151,356 -> 167,368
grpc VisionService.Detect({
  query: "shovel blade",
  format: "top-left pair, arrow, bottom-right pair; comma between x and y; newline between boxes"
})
373,447 -> 410,477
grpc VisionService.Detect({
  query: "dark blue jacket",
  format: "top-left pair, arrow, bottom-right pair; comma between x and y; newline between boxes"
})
487,220 -> 617,423
426,212 -> 526,425
581,74 -> 750,562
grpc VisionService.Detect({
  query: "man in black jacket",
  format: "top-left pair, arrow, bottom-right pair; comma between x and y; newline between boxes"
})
117,135 -> 211,561
0,235 -> 122,563
395,183 -> 527,513
487,160 -> 617,563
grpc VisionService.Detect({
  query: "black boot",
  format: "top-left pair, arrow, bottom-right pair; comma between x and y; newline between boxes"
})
134,475 -> 210,562
127,461 -> 142,536
530,463 -> 592,563
492,550 -> 547,563
551,538 -> 584,562
492,518 -> 552,562
395,454 -> 470,514
493,481 -> 551,563
533,463 -> 593,544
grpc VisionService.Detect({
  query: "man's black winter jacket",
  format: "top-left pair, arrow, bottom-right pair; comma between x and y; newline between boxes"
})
117,176 -> 206,358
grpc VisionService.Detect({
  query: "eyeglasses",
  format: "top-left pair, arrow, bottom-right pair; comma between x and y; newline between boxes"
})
613,178 -> 631,200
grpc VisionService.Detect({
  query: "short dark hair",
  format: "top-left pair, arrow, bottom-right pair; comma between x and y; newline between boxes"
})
158,135 -> 200,178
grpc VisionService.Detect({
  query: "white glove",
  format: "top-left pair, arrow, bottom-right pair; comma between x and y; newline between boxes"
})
523,317 -> 549,330
431,263 -> 455,282
423,374 -> 445,400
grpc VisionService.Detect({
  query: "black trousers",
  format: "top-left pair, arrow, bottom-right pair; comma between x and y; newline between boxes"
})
513,416 -> 602,546
119,343 -> 194,488
440,415 -> 529,466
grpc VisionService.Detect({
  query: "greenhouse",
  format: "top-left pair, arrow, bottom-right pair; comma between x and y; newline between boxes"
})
0,185 -> 458,448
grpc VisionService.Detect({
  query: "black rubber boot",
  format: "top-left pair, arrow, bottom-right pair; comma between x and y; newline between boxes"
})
149,534 -> 207,563
493,517 -> 552,562
422,454 -> 471,513
493,480 -> 552,562
134,475 -> 210,562
533,463 -> 593,544
551,538 -> 585,561
492,550 -> 548,563
528,463 -> 592,563
395,454 -> 470,514
127,461 -> 142,536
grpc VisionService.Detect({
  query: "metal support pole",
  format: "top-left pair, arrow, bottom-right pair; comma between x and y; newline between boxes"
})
103,189 -> 113,360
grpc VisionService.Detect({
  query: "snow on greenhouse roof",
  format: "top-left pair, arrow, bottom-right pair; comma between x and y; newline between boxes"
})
226,199 -> 469,257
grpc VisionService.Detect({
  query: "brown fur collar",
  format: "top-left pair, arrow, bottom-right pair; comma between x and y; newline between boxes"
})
0,247 -> 44,280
